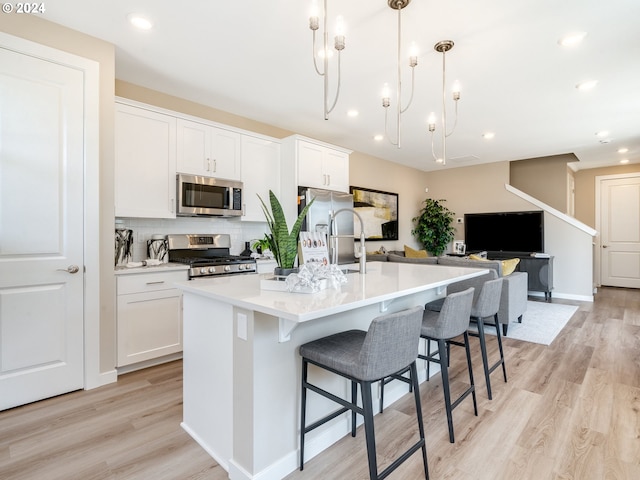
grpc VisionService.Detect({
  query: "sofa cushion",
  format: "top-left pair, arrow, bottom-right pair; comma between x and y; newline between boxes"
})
404,245 -> 429,258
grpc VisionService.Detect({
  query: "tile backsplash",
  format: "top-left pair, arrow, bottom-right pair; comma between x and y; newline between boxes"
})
116,217 -> 269,262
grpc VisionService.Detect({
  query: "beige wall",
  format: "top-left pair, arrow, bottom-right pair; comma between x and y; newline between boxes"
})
510,154 -> 577,213
116,80 -> 292,140
1,15 -> 116,374
574,164 -> 640,228
424,162 -> 533,240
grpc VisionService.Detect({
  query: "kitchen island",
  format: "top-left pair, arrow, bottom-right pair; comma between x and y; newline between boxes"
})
175,261 -> 488,480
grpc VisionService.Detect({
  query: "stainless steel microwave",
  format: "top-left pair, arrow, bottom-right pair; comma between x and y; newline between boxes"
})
176,173 -> 243,217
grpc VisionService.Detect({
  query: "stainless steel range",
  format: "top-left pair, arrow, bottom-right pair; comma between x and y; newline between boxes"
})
167,234 -> 256,279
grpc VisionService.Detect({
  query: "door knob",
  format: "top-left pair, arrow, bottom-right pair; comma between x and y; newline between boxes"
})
57,265 -> 80,274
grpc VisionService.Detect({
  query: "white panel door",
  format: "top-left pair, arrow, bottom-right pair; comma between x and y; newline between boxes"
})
0,46 -> 85,410
600,175 -> 640,288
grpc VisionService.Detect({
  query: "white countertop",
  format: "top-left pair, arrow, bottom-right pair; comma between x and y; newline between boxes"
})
114,262 -> 189,275
175,262 -> 488,323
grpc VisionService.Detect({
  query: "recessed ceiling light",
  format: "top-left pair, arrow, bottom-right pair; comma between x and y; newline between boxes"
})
558,32 -> 587,47
373,134 -> 384,141
128,14 -> 153,30
482,132 -> 495,140
576,80 -> 598,91
347,110 -> 359,117
595,130 -> 610,138
620,159 -> 630,164
618,147 -> 629,154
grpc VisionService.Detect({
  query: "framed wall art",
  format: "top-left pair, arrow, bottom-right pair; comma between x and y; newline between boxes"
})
350,186 -> 399,241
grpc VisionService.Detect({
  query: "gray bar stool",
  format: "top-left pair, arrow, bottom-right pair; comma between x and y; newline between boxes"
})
429,277 -> 507,400
419,287 -> 477,443
299,305 -> 429,480
469,277 -> 507,400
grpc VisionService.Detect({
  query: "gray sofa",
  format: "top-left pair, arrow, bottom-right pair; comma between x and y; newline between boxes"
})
370,251 -> 528,335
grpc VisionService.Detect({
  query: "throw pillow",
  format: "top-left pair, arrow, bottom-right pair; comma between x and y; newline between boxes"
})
468,254 -> 520,276
501,257 -> 520,276
404,245 -> 428,258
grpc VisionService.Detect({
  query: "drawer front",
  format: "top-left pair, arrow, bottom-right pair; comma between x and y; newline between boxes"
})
117,270 -> 188,295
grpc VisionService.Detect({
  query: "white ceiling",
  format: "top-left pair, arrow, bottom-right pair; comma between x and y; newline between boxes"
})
43,0 -> 640,172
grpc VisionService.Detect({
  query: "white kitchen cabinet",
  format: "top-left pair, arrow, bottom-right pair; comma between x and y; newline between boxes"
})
288,136 -> 350,193
240,134 -> 281,221
115,102 -> 177,218
177,118 -> 240,180
116,270 -> 187,367
256,259 -> 278,274
280,135 -> 352,227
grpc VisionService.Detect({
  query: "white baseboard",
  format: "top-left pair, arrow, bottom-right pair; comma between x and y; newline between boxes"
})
181,422 -> 230,472
116,352 -> 183,375
85,369 -> 117,390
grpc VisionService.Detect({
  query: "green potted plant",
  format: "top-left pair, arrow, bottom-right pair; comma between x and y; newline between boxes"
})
258,190 -> 314,277
411,198 -> 456,256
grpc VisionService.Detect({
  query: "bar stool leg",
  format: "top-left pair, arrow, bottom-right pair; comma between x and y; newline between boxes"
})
409,362 -> 430,480
437,339 -> 455,443
476,317 -> 493,400
360,380 -> 379,480
463,331 -> 478,416
426,339 -> 431,380
299,358 -> 308,470
494,314 -> 508,382
351,381 -> 357,437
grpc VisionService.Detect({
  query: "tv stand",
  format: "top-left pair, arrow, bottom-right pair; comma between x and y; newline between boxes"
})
486,252 -> 554,301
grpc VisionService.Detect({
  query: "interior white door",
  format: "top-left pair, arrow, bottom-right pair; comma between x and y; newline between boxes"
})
600,175 -> 640,288
0,46 -> 85,410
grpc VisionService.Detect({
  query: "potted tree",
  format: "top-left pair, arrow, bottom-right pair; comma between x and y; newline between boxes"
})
258,190 -> 314,277
411,198 -> 456,256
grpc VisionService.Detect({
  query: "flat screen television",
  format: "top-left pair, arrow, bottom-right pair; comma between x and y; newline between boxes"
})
464,210 -> 544,255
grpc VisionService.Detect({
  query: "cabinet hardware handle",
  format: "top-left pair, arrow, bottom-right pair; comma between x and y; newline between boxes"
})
327,174 -> 330,185
146,281 -> 165,285
602,245 -> 608,248
207,158 -> 211,171
213,158 -> 217,172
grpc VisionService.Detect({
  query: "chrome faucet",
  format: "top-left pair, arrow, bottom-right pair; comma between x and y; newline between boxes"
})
330,208 -> 367,274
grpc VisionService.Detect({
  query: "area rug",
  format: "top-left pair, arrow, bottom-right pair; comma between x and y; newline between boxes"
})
483,301 -> 579,346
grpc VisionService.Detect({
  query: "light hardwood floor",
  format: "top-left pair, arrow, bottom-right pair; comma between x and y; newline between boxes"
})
1,287 -> 639,480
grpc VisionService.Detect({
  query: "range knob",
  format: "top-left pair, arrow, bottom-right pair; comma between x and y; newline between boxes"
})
238,264 -> 245,270
209,267 -> 216,273
200,268 -> 207,275
224,265 -> 231,272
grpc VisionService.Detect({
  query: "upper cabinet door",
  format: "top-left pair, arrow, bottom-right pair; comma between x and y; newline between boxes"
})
240,135 -> 281,222
115,103 -> 177,218
296,139 -> 350,193
176,119 -> 209,176
177,118 -> 240,180
210,127 -> 241,180
323,148 -> 349,193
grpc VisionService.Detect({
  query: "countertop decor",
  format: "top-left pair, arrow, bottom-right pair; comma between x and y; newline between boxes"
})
258,190 -> 314,275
